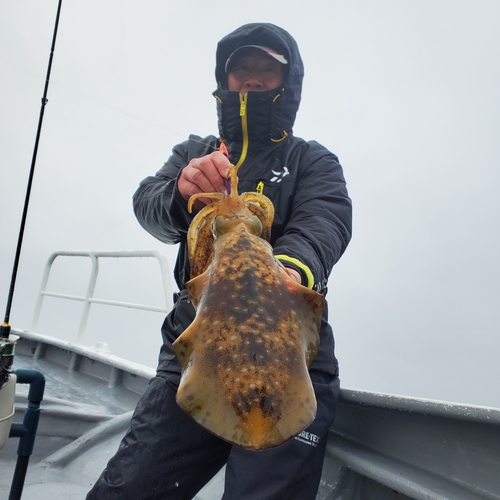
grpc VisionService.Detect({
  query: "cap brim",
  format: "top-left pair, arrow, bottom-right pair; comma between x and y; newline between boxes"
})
225,45 -> 288,72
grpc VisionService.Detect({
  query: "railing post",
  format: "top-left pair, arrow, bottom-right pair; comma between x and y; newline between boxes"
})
76,253 -> 99,344
154,251 -> 174,309
30,252 -> 59,332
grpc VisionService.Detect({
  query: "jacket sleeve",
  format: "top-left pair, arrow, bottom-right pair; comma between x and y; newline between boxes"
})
273,141 -> 352,294
132,136 -> 218,244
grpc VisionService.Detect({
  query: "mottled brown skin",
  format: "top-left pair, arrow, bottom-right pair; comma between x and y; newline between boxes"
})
172,166 -> 325,451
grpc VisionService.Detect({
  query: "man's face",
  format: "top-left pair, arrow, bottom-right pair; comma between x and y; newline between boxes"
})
227,48 -> 285,94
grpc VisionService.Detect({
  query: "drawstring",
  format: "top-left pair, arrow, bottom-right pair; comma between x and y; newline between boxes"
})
271,130 -> 288,142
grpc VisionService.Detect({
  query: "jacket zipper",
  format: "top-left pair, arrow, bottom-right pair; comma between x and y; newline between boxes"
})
234,93 -> 249,170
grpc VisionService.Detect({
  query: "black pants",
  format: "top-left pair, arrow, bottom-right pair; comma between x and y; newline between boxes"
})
86,370 -> 339,500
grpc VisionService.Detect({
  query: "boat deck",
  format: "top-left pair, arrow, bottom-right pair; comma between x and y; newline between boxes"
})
0,333 -> 242,499
2,330 -> 500,500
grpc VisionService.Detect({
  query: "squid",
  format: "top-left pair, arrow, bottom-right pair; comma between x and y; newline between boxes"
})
172,165 -> 325,451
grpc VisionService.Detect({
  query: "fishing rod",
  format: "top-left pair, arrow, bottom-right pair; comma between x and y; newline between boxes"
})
1,0 -> 63,338
1,0 -> 63,386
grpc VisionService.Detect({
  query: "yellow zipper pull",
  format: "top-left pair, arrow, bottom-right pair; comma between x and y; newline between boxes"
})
240,93 -> 247,116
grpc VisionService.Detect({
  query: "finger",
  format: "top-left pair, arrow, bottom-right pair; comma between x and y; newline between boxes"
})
178,163 -> 214,200
186,155 -> 226,192
210,151 -> 231,178
178,173 -> 217,211
193,152 -> 230,191
284,267 -> 302,285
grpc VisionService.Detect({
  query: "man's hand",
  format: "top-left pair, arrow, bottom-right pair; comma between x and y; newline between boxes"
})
178,151 -> 230,211
285,267 -> 302,285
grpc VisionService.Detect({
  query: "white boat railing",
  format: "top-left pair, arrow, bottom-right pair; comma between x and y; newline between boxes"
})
30,250 -> 174,344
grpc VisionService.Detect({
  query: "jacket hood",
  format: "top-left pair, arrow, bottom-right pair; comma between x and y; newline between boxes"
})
213,23 -> 304,144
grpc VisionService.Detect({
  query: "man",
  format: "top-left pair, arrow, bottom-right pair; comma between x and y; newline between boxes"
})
87,22 -> 352,500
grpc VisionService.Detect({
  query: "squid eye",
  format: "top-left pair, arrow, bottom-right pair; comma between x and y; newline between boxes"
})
211,214 -> 263,238
247,215 -> 263,236
211,215 -> 228,238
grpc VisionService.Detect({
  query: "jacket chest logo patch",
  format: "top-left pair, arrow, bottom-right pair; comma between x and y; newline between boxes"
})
270,167 -> 290,183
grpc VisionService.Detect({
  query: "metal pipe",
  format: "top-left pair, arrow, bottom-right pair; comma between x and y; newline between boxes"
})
8,369 -> 46,500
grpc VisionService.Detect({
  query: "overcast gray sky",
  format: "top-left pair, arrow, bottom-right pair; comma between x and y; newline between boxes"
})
1,1 -> 499,408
